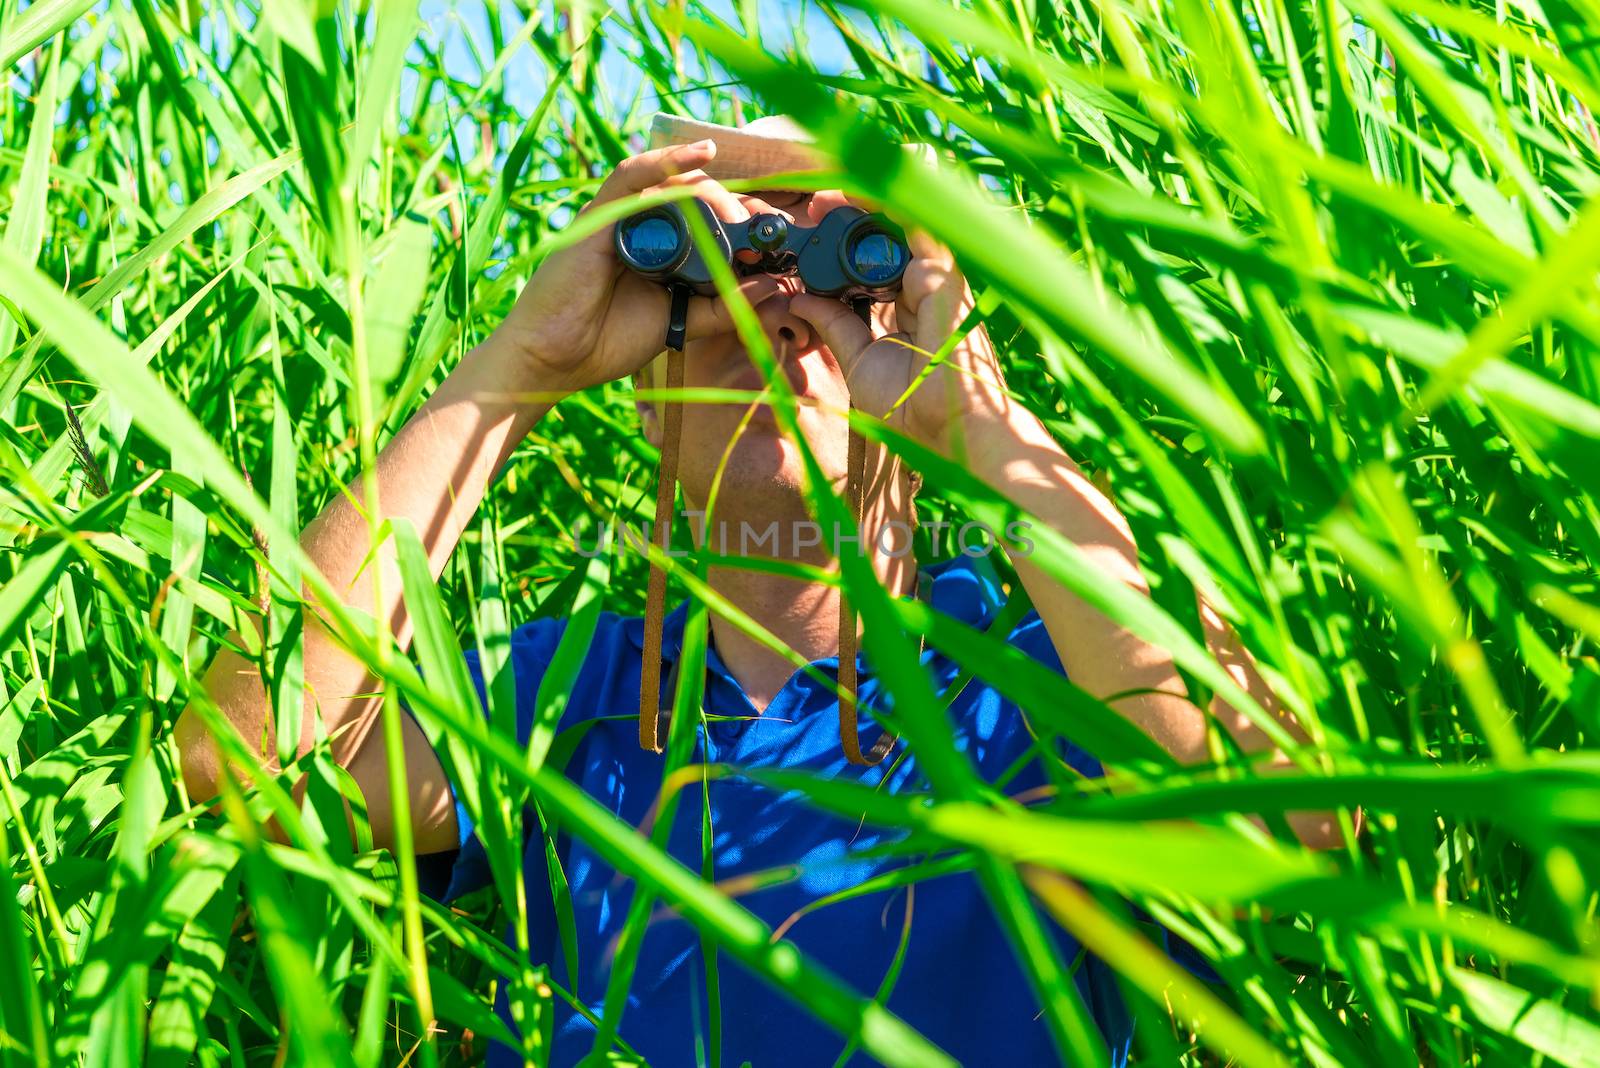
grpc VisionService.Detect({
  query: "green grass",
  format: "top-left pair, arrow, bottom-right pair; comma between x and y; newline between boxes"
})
4,0 -> 1600,1064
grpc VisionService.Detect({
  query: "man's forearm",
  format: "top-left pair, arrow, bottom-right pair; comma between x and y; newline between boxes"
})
299,340 -> 551,653
947,400 -> 1351,847
947,401 -> 1211,762
177,338 -> 555,841
949,400 -> 1311,764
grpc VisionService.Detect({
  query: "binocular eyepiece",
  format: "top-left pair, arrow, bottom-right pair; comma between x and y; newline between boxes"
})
615,201 -> 908,304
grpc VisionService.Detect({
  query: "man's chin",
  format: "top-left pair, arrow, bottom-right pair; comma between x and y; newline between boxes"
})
684,432 -> 844,506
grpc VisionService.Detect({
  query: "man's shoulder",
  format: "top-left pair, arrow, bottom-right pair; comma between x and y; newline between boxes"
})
919,555 -> 1055,655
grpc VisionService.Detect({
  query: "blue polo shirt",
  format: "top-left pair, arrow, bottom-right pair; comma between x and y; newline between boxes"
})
425,556 -> 1164,1066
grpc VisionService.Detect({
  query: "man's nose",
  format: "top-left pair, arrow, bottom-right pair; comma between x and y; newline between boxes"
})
755,291 -> 814,353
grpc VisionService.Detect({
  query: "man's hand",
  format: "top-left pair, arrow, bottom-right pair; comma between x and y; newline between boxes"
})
489,140 -> 787,399
788,194 -> 1009,452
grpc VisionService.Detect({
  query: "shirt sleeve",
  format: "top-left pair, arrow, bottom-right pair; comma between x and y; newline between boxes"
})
1003,607 -> 1106,781
415,617 -> 568,903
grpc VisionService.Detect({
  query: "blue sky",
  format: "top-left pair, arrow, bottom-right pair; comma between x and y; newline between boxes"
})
394,1 -> 893,249
413,0 -> 865,132
4,1 -> 891,196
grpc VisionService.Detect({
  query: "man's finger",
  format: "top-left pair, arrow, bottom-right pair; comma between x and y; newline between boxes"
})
736,191 -> 795,224
683,275 -> 783,341
899,258 -> 941,314
787,293 -> 877,378
591,140 -> 718,208
804,189 -> 850,223
906,226 -> 952,265
651,171 -> 756,225
645,176 -> 797,246
898,230 -> 964,323
807,188 -> 885,220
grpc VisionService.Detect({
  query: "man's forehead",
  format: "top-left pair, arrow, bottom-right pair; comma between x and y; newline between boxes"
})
752,188 -> 812,210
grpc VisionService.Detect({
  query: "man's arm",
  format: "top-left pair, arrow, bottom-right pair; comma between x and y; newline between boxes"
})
175,344 -> 550,854
951,400 -> 1346,848
176,139 -> 775,854
793,221 -> 1349,849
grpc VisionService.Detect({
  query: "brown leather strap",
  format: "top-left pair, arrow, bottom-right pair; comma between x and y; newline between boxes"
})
640,343 -> 685,753
838,416 -> 897,766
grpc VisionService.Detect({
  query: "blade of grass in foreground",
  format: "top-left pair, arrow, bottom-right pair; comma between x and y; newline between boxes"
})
0,0 -> 95,69
1026,869 -> 1285,1068
0,817 -> 50,1068
1449,966 -> 1600,1068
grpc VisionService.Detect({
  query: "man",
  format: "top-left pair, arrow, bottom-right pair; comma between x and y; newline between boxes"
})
178,114 -> 1339,1065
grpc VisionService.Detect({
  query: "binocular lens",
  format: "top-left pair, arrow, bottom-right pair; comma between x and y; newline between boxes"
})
845,228 -> 907,286
619,213 -> 683,271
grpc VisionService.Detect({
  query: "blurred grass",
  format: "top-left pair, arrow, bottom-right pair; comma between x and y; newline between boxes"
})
4,0 -> 1600,1064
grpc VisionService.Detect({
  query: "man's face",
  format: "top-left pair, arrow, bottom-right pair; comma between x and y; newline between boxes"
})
646,189 -> 874,526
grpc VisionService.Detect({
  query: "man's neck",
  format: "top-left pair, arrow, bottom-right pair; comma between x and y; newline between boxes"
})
693,467 -> 916,714
705,570 -> 840,713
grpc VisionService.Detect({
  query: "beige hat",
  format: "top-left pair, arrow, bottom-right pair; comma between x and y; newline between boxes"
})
647,112 -> 827,184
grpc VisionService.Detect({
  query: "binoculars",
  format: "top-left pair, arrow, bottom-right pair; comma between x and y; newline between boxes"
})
614,201 -> 909,304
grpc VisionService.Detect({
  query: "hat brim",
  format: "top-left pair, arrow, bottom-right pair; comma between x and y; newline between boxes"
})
648,113 -> 828,186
